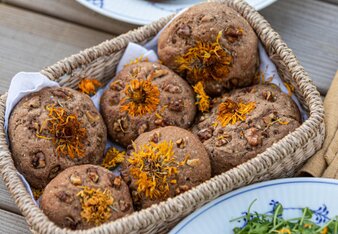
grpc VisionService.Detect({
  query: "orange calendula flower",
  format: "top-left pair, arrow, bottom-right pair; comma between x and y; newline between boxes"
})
36,104 -> 87,159
216,99 -> 256,127
128,140 -> 187,200
78,78 -> 102,95
77,186 -> 113,226
120,79 -> 160,117
102,148 -> 125,169
276,228 -> 291,234
176,31 -> 233,82
193,82 -> 210,112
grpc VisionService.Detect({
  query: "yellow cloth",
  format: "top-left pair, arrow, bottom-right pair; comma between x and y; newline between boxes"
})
299,71 -> 338,178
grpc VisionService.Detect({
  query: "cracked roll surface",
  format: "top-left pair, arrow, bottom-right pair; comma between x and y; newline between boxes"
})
158,2 -> 259,96
41,165 -> 133,230
121,126 -> 211,210
100,62 -> 196,147
8,87 -> 107,188
192,84 -> 301,175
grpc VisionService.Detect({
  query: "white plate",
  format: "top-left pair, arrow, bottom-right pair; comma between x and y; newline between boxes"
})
76,0 -> 278,25
170,178 -> 338,234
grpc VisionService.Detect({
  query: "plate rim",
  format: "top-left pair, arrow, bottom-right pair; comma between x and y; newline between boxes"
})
170,177 -> 338,234
76,0 -> 278,25
76,0 -> 148,25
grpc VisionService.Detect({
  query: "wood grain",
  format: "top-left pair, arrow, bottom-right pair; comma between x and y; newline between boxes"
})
261,0 -> 338,94
0,3 -> 113,95
0,178 -> 20,214
321,0 -> 338,5
2,0 -> 137,34
0,209 -> 30,234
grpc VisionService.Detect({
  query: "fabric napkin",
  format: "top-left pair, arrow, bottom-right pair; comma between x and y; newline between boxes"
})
299,71 -> 338,178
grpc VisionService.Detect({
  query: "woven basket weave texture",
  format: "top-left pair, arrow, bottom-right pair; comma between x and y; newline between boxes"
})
0,0 -> 325,233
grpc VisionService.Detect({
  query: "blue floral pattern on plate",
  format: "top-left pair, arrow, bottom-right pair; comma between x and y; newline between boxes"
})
170,178 -> 338,234
237,199 -> 331,229
86,0 -> 103,8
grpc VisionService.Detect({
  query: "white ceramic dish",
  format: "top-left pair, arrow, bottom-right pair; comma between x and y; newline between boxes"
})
170,178 -> 338,234
76,0 -> 278,25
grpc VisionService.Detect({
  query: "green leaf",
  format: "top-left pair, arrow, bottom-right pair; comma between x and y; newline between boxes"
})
301,207 -> 313,219
274,204 -> 284,216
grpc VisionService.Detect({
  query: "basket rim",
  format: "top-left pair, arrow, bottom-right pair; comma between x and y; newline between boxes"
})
0,0 -> 325,233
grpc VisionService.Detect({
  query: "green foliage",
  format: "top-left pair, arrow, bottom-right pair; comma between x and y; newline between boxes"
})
231,201 -> 338,234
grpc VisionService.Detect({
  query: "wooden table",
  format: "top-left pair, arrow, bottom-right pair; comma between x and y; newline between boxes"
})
0,0 -> 337,232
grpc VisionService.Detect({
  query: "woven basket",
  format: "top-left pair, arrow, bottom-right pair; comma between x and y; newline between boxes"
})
0,0 -> 325,233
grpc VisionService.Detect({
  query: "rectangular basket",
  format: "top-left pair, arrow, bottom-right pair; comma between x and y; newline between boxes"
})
0,0 -> 325,233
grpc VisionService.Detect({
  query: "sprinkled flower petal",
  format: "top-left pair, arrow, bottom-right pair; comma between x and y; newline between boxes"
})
36,104 -> 87,159
216,99 -> 256,127
193,82 -> 210,112
102,148 -> 125,169
176,31 -> 233,83
77,186 -> 114,226
128,140 -> 187,200
78,78 -> 102,95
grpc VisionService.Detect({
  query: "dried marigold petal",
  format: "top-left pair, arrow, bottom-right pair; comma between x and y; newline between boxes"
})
36,104 -> 87,159
32,188 -> 44,200
120,79 -> 160,117
125,55 -> 149,67
283,82 -> 294,96
216,99 -> 256,127
78,78 -> 102,95
193,82 -> 210,112
176,31 -> 233,82
77,186 -> 113,226
102,148 -> 125,169
128,140 -> 186,200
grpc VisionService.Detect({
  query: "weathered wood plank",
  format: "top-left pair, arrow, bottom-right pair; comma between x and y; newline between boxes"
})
0,208 -> 30,234
0,178 -> 20,214
321,0 -> 338,5
2,0 -> 136,34
0,3 -> 113,95
260,0 -> 338,94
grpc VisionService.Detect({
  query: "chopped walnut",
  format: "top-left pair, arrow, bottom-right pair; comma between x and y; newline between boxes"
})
197,128 -> 213,142
262,91 -> 275,102
168,99 -> 184,112
176,138 -> 186,149
244,128 -> 262,147
70,173 -> 82,186
163,84 -> 182,94
113,177 -> 122,188
187,159 -> 200,167
119,200 -> 130,212
31,152 -> 46,169
87,168 -> 99,183
56,191 -> 73,204
137,123 -> 148,135
150,132 -> 161,143
223,26 -> 243,43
